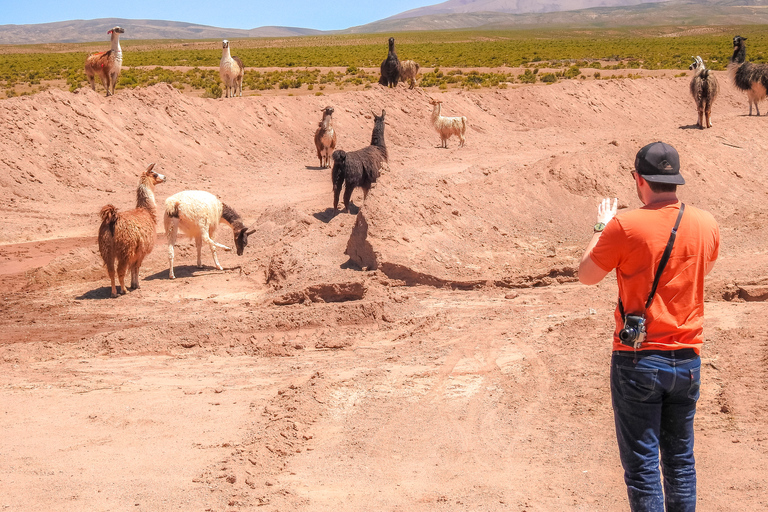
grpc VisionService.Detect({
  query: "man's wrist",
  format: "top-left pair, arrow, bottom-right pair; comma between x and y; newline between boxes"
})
593,222 -> 606,233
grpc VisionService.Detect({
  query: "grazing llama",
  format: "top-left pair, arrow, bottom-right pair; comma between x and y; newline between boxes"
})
84,26 -> 125,96
728,35 -> 768,116
314,106 -> 337,168
689,56 -> 719,129
332,110 -> 388,212
98,163 -> 166,298
430,99 -> 467,148
164,190 -> 255,279
219,40 -> 245,98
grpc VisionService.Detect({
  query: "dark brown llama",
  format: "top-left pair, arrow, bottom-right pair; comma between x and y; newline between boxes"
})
98,163 -> 166,297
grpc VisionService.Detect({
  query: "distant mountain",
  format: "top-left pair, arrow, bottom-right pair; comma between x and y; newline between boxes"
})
0,18 -> 325,45
348,0 -> 768,32
387,0 -> 670,20
2,0 -> 768,45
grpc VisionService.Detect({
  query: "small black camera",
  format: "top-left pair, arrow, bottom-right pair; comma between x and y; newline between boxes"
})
619,314 -> 646,348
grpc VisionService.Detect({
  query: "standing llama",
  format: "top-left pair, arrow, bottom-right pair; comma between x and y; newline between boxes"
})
379,37 -> 401,88
220,40 -> 245,98
164,191 -> 255,279
314,106 -> 337,168
689,56 -> 719,129
729,35 -> 768,116
332,110 -> 388,212
98,163 -> 166,298
430,99 -> 467,148
84,26 -> 125,96
400,60 -> 420,89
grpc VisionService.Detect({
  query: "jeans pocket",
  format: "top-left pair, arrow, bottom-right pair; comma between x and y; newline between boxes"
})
617,366 -> 659,402
688,366 -> 701,401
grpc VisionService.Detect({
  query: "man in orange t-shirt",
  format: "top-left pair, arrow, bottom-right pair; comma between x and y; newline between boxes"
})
579,141 -> 719,512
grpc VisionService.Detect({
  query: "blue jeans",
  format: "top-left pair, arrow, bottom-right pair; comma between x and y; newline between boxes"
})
610,349 -> 701,512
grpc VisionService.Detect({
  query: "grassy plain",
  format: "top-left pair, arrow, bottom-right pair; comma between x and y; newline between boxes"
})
1,25 -> 767,98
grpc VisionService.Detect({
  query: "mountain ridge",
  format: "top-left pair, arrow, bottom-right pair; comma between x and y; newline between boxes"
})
1,1 -> 768,45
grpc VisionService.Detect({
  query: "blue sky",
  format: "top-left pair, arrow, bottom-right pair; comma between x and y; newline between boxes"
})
0,1 -> 439,31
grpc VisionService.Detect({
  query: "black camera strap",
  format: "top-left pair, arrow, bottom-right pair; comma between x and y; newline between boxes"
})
619,203 -> 685,320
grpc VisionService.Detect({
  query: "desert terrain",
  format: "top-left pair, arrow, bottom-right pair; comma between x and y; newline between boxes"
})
0,73 -> 766,511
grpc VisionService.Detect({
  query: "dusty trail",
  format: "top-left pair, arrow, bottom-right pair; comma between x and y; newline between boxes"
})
0,73 -> 766,511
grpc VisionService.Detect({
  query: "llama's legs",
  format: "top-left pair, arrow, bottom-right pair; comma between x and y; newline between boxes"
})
202,231 -> 230,270
333,186 -> 342,210
99,74 -> 110,96
130,261 -> 141,290
166,220 -> 179,279
343,186 -> 354,212
105,259 -> 118,298
109,72 -> 118,95
116,260 -> 128,295
195,234 -> 204,267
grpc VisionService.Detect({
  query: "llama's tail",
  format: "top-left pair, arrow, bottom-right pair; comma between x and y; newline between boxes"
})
99,204 -> 119,235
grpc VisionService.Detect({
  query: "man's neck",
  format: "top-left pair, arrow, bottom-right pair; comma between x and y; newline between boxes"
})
643,192 -> 678,206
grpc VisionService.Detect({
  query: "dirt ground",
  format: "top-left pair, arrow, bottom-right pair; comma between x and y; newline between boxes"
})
0,73 -> 766,511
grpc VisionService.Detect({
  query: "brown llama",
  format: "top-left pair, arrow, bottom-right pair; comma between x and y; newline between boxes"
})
98,163 -> 166,298
84,26 -> 125,96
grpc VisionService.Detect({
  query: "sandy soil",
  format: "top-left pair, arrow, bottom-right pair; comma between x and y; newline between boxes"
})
0,73 -> 766,511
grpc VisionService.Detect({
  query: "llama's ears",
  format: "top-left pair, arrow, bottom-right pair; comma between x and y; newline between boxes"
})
145,163 -> 156,172
245,228 -> 257,236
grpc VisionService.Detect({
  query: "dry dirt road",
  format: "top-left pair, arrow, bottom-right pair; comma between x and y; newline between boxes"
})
0,74 -> 766,511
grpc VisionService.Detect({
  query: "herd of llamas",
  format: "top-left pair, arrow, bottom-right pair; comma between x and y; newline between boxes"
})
90,28 -> 767,296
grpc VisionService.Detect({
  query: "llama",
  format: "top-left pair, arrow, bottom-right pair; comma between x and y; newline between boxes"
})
429,99 -> 467,148
164,190 -> 255,279
400,60 -> 420,89
332,110 -> 387,212
728,35 -> 768,116
379,37 -> 401,88
84,26 -> 125,96
98,163 -> 166,298
314,106 -> 337,168
219,40 -> 245,98
689,56 -> 719,129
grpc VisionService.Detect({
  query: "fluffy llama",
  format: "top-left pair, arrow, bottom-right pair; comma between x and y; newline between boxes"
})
314,106 -> 337,168
729,35 -> 768,116
84,26 -> 125,96
219,40 -> 245,98
164,190 -> 255,279
98,163 -> 166,298
689,56 -> 719,129
379,37 -> 401,88
332,110 -> 388,212
400,60 -> 420,89
430,99 -> 467,148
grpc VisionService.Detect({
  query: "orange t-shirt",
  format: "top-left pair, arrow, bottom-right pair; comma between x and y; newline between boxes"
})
590,200 -> 720,354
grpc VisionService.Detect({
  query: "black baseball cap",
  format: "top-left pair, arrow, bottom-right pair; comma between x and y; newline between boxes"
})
634,141 -> 685,185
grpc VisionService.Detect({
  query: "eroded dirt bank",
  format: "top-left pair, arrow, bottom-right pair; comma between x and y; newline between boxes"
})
1,76 -> 766,511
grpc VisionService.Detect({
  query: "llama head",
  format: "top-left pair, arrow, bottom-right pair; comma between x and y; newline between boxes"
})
332,149 -> 346,166
689,56 -> 704,71
234,226 -> 257,256
140,163 -> 166,186
321,106 -> 334,116
731,36 -> 747,63
222,40 -> 230,49
388,38 -> 395,51
429,98 -> 442,106
109,27 -> 124,35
